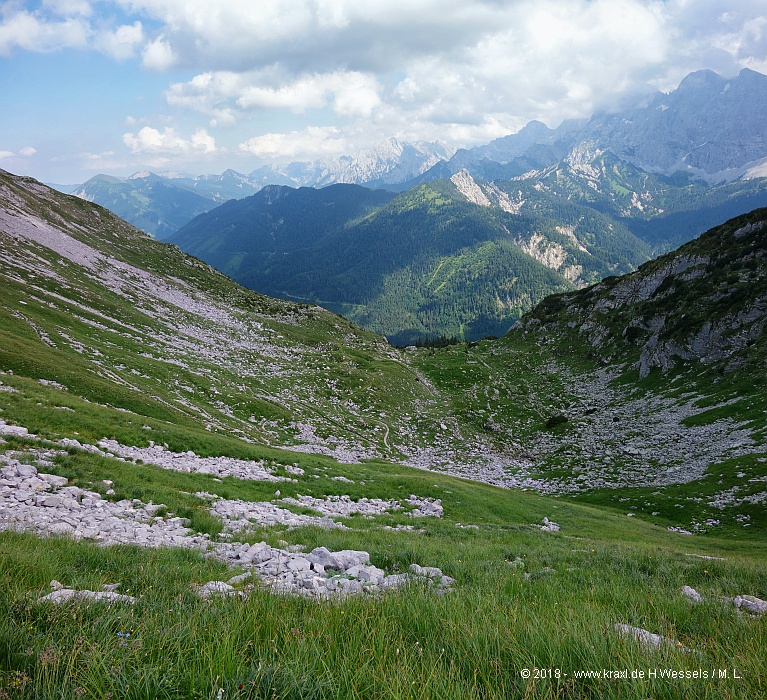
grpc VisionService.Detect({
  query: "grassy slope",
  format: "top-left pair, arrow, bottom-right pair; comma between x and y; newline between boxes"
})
0,170 -> 470,464
412,210 -> 767,539
1,171 -> 766,699
1,438 -> 766,700
414,334 -> 767,538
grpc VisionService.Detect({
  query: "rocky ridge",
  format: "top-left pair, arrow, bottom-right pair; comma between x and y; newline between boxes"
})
521,210 -> 767,378
429,68 -> 767,185
280,138 -> 456,188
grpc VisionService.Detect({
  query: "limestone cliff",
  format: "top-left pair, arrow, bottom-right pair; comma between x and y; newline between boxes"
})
519,209 -> 767,378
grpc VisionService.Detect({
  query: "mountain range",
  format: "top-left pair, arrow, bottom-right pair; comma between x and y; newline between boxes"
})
59,68 -> 767,242
66,139 -> 454,239
424,68 -> 767,187
69,170 -> 263,240
168,174 -> 638,344
169,159 -> 767,344
52,68 -> 767,345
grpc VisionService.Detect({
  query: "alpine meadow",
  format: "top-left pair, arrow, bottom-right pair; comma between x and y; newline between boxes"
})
2,9 -> 767,699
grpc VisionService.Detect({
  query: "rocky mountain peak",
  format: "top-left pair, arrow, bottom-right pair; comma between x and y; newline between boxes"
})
425,68 -> 767,187
675,68 -> 727,92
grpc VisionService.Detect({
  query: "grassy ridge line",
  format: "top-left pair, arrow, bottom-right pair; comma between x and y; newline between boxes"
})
1,169 -> 487,464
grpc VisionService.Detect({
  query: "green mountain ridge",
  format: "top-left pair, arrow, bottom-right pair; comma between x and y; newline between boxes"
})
170,158 -> 767,344
500,152 -> 767,251
171,177 -> 653,345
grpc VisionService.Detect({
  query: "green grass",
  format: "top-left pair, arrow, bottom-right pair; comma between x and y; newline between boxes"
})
567,453 -> 767,539
2,393 -> 764,698
1,506 -> 765,700
2,414 -> 766,698
2,170 -> 767,698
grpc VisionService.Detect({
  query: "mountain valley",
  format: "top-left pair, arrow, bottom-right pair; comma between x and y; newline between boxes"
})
169,163 -> 767,345
4,166 -> 766,533
1,165 -> 766,699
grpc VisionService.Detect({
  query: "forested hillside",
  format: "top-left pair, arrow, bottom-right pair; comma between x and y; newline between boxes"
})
171,178 -> 650,344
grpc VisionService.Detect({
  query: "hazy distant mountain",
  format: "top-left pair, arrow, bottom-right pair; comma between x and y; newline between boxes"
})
60,68 -> 767,241
63,139 -> 455,238
44,182 -> 81,194
175,169 -> 265,201
251,138 -> 456,188
578,68 -> 767,180
71,174 -> 221,240
413,68 -> 767,187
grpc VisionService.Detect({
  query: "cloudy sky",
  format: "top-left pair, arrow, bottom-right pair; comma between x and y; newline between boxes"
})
2,0 -> 766,183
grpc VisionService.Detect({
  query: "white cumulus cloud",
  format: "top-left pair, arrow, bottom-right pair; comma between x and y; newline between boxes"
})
108,0 -> 511,72
123,126 -> 216,154
239,126 -> 348,160
81,150 -> 115,160
141,34 -> 175,70
95,22 -> 144,60
236,71 -> 381,117
0,10 -> 90,54
0,147 -> 37,160
166,69 -> 382,128
42,0 -> 93,17
387,0 -> 674,131
5,0 -> 767,174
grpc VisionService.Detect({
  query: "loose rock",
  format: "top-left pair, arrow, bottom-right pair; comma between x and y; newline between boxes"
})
538,517 -> 560,532
681,585 -> 703,603
614,624 -> 694,653
733,595 -> 767,615
39,581 -> 136,605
